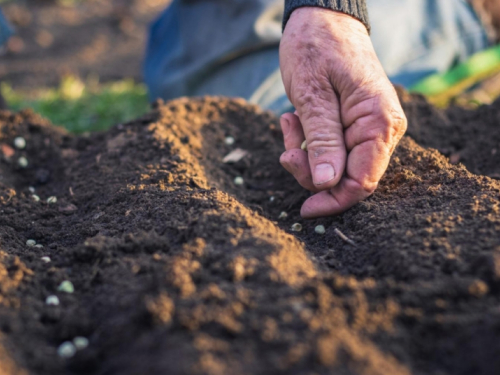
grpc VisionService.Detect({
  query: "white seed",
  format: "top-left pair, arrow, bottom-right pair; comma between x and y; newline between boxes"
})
269,196 -> 275,202
224,136 -> 235,146
315,225 -> 326,235
47,196 -> 57,204
291,223 -> 303,232
278,211 -> 288,219
26,239 -> 36,247
35,244 -> 44,249
57,341 -> 76,359
28,186 -> 35,193
234,177 -> 244,186
58,280 -> 74,294
73,337 -> 89,350
45,295 -> 60,306
32,195 -> 40,202
14,137 -> 26,149
301,140 -> 308,151
41,256 -> 51,263
18,156 -> 28,168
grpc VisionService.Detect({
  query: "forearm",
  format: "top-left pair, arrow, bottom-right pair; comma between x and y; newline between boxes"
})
283,0 -> 370,31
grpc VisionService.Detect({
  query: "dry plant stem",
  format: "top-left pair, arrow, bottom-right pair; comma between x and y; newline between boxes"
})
334,228 -> 357,247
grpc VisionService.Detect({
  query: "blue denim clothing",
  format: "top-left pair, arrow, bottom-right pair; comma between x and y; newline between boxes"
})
0,10 -> 12,47
144,0 -> 489,114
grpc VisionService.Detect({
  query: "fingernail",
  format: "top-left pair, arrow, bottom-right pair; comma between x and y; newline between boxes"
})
314,163 -> 335,185
280,116 -> 291,136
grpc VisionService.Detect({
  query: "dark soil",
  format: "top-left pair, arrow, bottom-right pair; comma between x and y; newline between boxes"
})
0,95 -> 500,375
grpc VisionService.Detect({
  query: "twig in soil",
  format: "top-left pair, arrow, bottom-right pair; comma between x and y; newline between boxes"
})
334,228 -> 357,247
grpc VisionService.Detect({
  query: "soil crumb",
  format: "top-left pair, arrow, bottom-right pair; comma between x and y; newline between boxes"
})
0,96 -> 500,375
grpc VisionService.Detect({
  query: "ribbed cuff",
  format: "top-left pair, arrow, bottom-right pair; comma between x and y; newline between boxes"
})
283,0 -> 370,33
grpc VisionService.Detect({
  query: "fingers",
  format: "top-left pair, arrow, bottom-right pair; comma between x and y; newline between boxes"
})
280,112 -> 304,151
293,87 -> 346,190
280,149 -> 319,192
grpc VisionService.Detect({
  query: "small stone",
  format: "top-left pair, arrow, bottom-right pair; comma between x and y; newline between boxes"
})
18,156 -> 28,168
47,196 -> 57,204
58,280 -> 74,294
278,211 -> 288,220
73,337 -> 89,350
301,140 -> 308,151
28,186 -> 35,193
234,177 -> 244,186
291,223 -> 303,232
14,137 -> 26,149
32,195 -> 40,202
224,136 -> 235,146
35,244 -> 44,249
315,225 -> 326,235
269,196 -> 275,202
26,239 -> 36,247
45,295 -> 59,306
59,204 -> 78,215
41,256 -> 51,263
57,341 -> 76,359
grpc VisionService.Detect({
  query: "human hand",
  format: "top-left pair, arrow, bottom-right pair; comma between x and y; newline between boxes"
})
279,7 -> 407,218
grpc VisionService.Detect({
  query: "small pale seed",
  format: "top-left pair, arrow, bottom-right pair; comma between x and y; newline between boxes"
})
224,136 -> 235,146
58,280 -> 74,294
73,337 -> 89,350
234,177 -> 244,186
269,196 -> 275,202
28,186 -> 35,193
278,211 -> 288,219
45,295 -> 59,306
315,225 -> 326,235
32,195 -> 40,202
47,196 -> 57,204
35,244 -> 44,249
57,342 -> 76,359
41,256 -> 51,263
14,137 -> 26,149
26,239 -> 36,247
18,156 -> 28,168
291,223 -> 303,232
301,140 -> 308,151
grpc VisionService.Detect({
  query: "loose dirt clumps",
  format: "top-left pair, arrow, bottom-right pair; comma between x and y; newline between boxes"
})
0,97 -> 500,375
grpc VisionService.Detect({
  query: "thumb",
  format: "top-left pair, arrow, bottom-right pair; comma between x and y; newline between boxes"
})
294,90 -> 346,189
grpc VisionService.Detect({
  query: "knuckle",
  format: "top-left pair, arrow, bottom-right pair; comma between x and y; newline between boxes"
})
367,108 -> 407,148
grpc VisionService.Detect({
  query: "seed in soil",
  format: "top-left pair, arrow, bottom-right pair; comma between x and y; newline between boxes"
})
32,195 -> 40,202
278,211 -> 288,219
224,136 -> 235,145
315,225 -> 326,235
18,156 -> 28,168
301,140 -> 308,151
58,281 -> 74,294
234,177 -> 244,185
57,342 -> 76,359
26,239 -> 36,247
28,186 -> 35,193
14,137 -> 26,149
47,196 -> 57,204
41,256 -> 51,263
291,223 -> 303,232
73,337 -> 89,350
45,295 -> 59,306
35,244 -> 44,248
269,196 -> 275,202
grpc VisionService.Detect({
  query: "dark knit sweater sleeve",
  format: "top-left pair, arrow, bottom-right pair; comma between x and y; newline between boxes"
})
283,0 -> 370,32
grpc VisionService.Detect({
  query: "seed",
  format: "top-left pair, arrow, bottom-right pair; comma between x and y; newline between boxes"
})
45,295 -> 59,306
57,341 -> 76,359
47,196 -> 57,204
301,140 -> 308,151
32,195 -> 40,202
234,177 -> 244,186
35,244 -> 44,248
73,337 -> 89,350
58,280 -> 74,294
14,137 -> 26,149
41,256 -> 51,263
291,223 -> 303,232
278,211 -> 288,219
26,239 -> 36,247
269,196 -> 275,202
224,136 -> 235,146
315,225 -> 326,235
28,186 -> 35,193
18,156 -> 28,168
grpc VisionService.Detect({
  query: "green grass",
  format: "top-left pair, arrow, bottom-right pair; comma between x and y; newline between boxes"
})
1,76 -> 150,133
